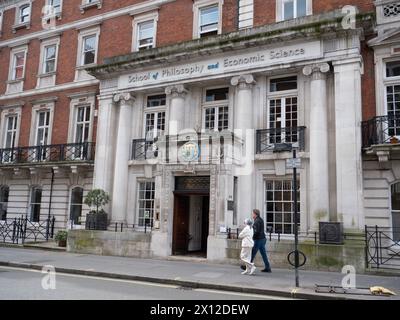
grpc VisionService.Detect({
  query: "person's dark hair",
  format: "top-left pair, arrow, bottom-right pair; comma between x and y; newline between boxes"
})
253,209 -> 260,216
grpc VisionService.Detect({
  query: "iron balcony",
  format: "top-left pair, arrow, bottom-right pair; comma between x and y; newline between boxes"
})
0,142 -> 95,165
256,127 -> 306,154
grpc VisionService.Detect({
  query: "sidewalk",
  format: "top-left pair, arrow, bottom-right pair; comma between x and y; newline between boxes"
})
0,246 -> 399,300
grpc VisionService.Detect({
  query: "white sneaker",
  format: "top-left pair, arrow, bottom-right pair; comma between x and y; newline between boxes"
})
249,265 -> 256,275
241,269 -> 249,275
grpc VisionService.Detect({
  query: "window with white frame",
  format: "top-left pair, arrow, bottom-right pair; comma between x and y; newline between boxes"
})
35,110 -> 51,147
0,11 -> 3,34
385,60 -> 400,137
69,187 -> 83,225
277,0 -> 311,21
48,0 -> 62,13
81,34 -> 97,65
0,186 -> 9,221
18,3 -> 31,24
42,44 -> 57,74
268,76 -> 299,144
137,181 -> 155,227
29,186 -> 42,222
193,0 -> 222,39
144,94 -> 166,140
265,179 -> 300,235
11,50 -> 26,80
1,115 -> 18,163
203,87 -> 229,131
137,20 -> 155,51
74,105 -> 91,144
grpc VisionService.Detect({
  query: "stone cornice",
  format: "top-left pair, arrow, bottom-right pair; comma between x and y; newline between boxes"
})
87,9 -> 375,79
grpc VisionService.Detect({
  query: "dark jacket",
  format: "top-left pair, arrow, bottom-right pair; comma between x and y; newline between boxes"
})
253,216 -> 266,240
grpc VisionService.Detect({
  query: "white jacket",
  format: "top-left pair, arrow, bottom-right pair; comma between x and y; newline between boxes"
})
238,225 -> 254,248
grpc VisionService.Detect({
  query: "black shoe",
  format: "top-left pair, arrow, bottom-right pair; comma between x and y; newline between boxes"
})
240,265 -> 246,271
261,268 -> 272,273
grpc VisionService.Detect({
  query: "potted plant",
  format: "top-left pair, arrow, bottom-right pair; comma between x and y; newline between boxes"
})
390,136 -> 399,144
55,230 -> 68,247
84,189 -> 110,230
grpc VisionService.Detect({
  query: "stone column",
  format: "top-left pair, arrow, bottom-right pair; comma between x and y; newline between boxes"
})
110,92 -> 135,224
165,85 -> 188,135
303,63 -> 330,230
333,59 -> 364,231
231,74 -> 255,224
93,94 -> 117,217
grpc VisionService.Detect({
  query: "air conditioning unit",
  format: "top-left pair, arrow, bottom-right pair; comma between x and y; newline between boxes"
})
319,222 -> 343,245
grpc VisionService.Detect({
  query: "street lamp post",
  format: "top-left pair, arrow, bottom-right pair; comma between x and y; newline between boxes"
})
292,149 -> 299,288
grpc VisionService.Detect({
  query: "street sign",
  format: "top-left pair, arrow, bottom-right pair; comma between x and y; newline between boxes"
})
286,158 -> 301,169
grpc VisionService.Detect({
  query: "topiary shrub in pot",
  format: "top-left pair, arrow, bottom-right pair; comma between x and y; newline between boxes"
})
84,189 -> 110,231
55,230 -> 68,247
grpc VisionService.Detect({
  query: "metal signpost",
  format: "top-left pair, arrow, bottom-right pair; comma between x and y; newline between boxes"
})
286,150 -> 301,288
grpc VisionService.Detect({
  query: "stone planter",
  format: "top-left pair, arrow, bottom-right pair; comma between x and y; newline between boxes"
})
85,212 -> 108,230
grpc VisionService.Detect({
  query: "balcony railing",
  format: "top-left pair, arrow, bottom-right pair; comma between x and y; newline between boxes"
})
256,127 -> 306,154
362,115 -> 400,149
131,139 -> 158,161
0,142 -> 95,165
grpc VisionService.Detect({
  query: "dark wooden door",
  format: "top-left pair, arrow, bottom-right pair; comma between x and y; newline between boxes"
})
173,195 -> 190,255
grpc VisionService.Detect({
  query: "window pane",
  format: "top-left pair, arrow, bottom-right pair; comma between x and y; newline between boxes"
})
20,5 -> 30,22
387,61 -> 400,78
200,5 -> 219,27
147,94 -> 166,107
205,88 -> 229,102
283,0 -> 294,20
270,76 -> 297,92
296,0 -> 307,17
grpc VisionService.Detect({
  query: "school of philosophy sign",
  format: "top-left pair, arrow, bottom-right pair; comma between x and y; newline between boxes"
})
118,41 -> 322,89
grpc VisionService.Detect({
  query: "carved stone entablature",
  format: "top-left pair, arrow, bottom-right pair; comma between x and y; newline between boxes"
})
230,74 -> 255,90
303,63 -> 330,80
165,85 -> 189,98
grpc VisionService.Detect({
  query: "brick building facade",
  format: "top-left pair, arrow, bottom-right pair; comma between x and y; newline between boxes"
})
0,0 -> 399,270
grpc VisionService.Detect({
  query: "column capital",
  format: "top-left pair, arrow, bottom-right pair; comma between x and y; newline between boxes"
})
113,92 -> 135,104
230,74 -> 256,89
303,63 -> 330,80
165,84 -> 188,98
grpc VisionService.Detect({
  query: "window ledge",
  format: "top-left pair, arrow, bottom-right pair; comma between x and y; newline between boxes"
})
6,78 -> 24,84
42,12 -> 62,22
37,72 -> 56,78
12,21 -> 30,33
76,63 -> 97,70
80,1 -> 102,13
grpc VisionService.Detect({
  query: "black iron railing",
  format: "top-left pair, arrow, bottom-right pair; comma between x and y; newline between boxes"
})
131,139 -> 158,160
0,142 -> 95,165
362,115 -> 400,149
256,127 -> 306,154
0,216 -> 55,244
365,225 -> 400,270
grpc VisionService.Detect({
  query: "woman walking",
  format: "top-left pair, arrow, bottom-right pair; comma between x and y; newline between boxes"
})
238,219 -> 256,275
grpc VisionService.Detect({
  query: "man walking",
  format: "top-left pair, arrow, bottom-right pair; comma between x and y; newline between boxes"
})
250,209 -> 271,273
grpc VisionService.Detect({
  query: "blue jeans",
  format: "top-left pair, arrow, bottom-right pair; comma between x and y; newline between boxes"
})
251,238 -> 271,270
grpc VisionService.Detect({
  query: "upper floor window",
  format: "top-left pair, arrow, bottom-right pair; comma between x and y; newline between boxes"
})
46,0 -> 62,14
386,60 -> 400,78
193,0 -> 222,39
137,20 -> 155,51
43,45 -> 57,74
19,4 -> 31,24
200,5 -> 219,37
144,94 -> 166,140
0,11 -> 4,35
3,115 -> 18,149
203,87 -> 229,131
268,76 -> 299,144
11,50 -> 26,80
82,35 -> 96,65
278,0 -> 311,22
